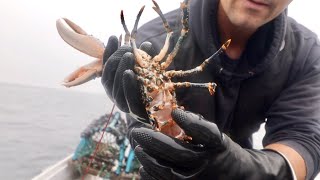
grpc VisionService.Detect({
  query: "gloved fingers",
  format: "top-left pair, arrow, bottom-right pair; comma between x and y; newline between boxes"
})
139,167 -> 157,180
135,146 -> 176,180
101,45 -> 132,102
112,52 -> 136,111
102,35 -> 119,65
135,146 -> 207,180
172,108 -> 224,149
139,41 -> 157,58
132,127 -> 206,166
123,70 -> 149,123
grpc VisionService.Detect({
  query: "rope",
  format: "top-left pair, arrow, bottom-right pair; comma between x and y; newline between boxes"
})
81,103 -> 116,180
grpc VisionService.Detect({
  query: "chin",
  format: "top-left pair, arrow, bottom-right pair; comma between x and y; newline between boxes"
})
231,15 -> 265,30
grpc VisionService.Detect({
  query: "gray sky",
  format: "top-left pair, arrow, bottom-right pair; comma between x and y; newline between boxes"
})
0,0 -> 319,94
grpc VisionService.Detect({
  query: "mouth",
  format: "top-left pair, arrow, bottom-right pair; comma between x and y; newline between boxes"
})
244,0 -> 270,10
250,0 -> 270,6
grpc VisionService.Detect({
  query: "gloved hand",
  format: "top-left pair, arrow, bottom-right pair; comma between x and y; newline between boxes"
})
132,109 -> 293,180
101,36 -> 156,123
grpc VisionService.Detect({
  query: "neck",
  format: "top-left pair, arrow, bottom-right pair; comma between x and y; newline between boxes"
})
217,4 -> 257,60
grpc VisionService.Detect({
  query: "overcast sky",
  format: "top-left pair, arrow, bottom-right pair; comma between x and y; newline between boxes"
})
0,0 -> 319,94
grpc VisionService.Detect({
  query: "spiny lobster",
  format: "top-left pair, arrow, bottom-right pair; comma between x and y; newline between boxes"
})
56,0 -> 230,140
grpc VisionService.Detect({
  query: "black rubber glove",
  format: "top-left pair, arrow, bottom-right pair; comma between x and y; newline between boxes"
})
101,36 -> 156,123
132,109 -> 293,180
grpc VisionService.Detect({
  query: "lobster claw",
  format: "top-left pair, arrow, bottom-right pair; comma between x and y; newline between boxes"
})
62,59 -> 103,87
56,18 -> 106,87
56,18 -> 105,58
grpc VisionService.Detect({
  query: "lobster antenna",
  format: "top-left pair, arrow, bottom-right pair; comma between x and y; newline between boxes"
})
120,10 -> 130,45
131,5 -> 145,40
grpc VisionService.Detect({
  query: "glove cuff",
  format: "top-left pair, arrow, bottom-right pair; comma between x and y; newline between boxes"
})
205,135 -> 294,180
263,149 -> 297,180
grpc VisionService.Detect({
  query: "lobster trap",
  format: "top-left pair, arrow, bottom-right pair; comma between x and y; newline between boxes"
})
71,112 -> 140,179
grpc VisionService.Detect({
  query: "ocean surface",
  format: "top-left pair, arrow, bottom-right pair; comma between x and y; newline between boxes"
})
0,82 -> 318,179
0,82 -> 114,180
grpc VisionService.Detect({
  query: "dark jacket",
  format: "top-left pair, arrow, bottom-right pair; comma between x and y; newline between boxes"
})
128,0 -> 320,178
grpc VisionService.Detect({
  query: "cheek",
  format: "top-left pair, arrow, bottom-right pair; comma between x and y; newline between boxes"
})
269,0 -> 292,18
267,4 -> 288,22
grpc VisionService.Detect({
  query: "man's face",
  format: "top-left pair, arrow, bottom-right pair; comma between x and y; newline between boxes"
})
220,0 -> 292,29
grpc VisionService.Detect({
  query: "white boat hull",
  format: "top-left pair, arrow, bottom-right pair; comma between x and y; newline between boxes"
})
32,154 -> 103,180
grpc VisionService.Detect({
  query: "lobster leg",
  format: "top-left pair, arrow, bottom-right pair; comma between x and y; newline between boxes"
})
172,82 -> 217,95
161,0 -> 190,69
165,39 -> 231,78
151,0 -> 173,62
131,6 -> 147,68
